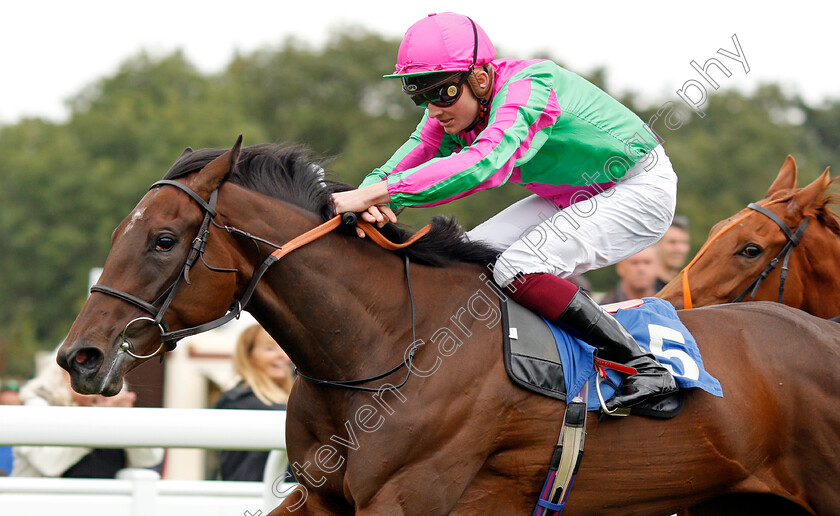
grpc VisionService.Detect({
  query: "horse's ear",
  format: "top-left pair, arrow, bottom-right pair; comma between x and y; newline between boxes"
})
765,155 -> 798,198
194,136 -> 243,195
792,166 -> 832,211
179,147 -> 194,158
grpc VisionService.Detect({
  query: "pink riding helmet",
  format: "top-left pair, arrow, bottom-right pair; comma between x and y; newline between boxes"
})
384,12 -> 496,78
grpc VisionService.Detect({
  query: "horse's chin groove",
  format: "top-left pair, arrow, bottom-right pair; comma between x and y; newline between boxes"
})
99,380 -> 123,397
69,374 -> 104,395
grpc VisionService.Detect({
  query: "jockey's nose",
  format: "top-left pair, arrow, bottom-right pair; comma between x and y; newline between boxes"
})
427,103 -> 444,118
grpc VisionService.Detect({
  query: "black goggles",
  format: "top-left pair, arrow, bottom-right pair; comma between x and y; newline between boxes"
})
402,71 -> 471,107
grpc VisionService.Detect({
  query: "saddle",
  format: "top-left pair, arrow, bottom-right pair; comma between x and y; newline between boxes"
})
499,296 -> 724,515
500,297 -> 684,419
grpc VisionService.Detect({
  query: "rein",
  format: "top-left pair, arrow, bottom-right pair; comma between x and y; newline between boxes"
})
294,254 -> 421,392
90,180 -> 432,393
680,202 -> 808,309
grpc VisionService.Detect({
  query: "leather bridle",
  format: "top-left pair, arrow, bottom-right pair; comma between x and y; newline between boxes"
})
89,178 -> 431,394
680,202 -> 808,309
91,179 -> 229,358
730,203 -> 808,303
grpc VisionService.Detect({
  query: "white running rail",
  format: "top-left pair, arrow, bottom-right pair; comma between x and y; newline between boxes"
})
0,406 -> 298,516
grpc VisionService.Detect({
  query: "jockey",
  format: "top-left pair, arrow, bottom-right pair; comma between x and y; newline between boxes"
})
331,12 -> 678,411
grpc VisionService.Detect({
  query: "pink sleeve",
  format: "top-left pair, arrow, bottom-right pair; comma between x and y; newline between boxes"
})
386,76 -> 561,207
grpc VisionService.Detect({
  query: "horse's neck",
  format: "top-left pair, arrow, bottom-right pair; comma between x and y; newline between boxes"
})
265,244 -> 414,378
219,191 -> 481,382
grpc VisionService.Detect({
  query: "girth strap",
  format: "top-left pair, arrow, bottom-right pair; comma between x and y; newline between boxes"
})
534,382 -> 589,515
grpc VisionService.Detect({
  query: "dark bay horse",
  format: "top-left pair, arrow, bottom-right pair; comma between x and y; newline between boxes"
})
658,155 -> 840,317
58,140 -> 840,515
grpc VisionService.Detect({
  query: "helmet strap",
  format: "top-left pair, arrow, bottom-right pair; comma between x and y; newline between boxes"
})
463,66 -> 494,133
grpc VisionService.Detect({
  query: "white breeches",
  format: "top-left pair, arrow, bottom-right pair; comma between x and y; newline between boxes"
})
467,145 -> 677,287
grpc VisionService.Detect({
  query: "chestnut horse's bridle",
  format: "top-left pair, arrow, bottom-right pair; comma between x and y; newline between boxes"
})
680,202 -> 809,309
89,178 -> 430,391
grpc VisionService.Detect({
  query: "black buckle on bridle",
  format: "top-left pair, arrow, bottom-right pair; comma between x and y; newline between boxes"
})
731,202 -> 809,304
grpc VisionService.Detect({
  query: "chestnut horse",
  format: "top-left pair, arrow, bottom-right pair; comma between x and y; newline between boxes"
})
58,140 -> 840,515
658,156 -> 840,317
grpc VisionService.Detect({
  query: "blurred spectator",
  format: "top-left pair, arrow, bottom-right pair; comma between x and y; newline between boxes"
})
654,215 -> 691,292
0,379 -> 21,406
566,274 -> 592,293
11,357 -> 164,478
214,325 -> 294,481
600,246 -> 659,305
0,379 -> 22,476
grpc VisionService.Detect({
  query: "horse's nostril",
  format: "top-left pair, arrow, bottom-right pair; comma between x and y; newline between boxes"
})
74,348 -> 91,364
68,346 -> 104,374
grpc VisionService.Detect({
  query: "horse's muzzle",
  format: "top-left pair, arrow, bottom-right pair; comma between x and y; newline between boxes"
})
57,344 -> 106,393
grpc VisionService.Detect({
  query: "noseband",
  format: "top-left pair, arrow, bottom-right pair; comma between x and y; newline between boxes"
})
680,202 -> 808,309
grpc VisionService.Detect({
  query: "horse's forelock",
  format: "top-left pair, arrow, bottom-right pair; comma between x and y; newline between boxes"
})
806,190 -> 840,236
768,180 -> 840,237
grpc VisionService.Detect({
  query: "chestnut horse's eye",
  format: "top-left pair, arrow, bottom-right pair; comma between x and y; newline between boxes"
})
738,244 -> 762,258
154,235 -> 177,252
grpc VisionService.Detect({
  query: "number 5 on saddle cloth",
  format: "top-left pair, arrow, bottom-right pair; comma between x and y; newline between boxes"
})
499,296 -> 723,515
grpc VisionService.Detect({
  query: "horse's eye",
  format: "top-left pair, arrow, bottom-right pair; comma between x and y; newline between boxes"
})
738,244 -> 762,258
154,235 -> 177,252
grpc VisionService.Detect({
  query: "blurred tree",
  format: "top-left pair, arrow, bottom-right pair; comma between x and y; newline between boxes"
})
799,98 -> 840,166
68,50 -> 266,187
0,121 -> 99,373
224,30 -> 414,166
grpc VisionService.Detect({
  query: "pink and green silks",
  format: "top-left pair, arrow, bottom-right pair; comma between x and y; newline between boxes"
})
360,59 -> 659,209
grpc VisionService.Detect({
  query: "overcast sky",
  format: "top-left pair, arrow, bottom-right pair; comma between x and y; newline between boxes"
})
2,1 -> 837,124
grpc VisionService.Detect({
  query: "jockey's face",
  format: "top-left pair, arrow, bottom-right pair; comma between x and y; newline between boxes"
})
425,68 -> 490,134
428,81 -> 484,134
427,91 -> 479,134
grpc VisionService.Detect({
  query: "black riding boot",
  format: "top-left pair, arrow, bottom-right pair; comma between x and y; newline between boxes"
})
554,289 -> 678,411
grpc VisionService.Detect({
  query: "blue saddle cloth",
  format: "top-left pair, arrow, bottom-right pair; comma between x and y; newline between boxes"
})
549,297 -> 724,410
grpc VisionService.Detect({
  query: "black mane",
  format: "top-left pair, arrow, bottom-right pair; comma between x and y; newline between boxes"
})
163,143 -> 499,267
